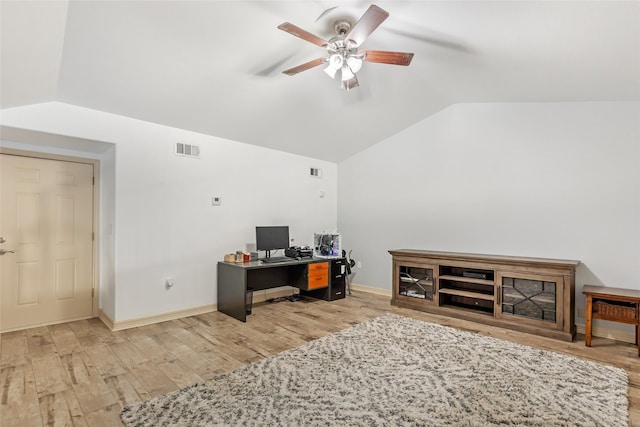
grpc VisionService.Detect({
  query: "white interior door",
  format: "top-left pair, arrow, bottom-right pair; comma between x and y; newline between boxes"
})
1,154 -> 95,332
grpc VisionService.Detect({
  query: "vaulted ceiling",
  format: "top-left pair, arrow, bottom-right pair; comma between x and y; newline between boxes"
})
2,1 -> 639,162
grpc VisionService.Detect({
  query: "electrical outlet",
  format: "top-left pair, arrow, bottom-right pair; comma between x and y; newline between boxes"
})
577,307 -> 585,318
357,261 -> 362,269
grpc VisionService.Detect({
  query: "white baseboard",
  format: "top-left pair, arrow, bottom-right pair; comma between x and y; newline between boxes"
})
97,309 -> 115,330
99,305 -> 216,331
96,288 -> 294,331
350,283 -> 392,297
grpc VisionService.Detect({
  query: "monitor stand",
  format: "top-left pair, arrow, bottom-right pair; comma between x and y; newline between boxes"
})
260,250 -> 272,262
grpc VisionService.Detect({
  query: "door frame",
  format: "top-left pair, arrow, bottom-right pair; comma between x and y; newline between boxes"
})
0,147 -> 100,322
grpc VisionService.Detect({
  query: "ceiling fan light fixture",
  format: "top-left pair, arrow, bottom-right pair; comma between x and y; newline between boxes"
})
346,56 -> 363,73
324,54 -> 343,79
341,65 -> 355,81
324,65 -> 338,79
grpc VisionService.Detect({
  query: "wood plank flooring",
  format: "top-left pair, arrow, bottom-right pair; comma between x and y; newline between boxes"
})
2,291 -> 639,426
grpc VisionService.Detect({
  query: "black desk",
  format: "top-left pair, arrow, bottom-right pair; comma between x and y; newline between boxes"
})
217,258 -> 344,322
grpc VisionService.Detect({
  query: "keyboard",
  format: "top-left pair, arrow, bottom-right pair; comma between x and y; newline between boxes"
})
261,257 -> 291,264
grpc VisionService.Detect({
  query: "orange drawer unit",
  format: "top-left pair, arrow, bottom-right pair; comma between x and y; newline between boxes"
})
307,262 -> 329,290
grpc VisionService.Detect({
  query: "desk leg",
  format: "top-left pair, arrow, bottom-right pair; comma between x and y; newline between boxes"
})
585,295 -> 593,348
636,323 -> 639,357
217,264 -> 247,322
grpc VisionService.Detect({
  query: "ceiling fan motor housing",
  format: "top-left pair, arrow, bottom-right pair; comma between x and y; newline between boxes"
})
334,19 -> 352,36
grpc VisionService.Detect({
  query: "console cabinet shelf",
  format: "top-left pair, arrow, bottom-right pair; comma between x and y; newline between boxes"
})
390,250 -> 580,341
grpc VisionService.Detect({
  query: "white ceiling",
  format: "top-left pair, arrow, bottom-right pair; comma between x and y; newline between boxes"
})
2,1 -> 639,162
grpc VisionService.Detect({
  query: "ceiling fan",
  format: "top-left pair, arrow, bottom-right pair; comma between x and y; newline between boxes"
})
278,5 -> 414,90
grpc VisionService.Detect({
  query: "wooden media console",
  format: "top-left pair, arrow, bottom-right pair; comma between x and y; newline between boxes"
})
390,250 -> 580,341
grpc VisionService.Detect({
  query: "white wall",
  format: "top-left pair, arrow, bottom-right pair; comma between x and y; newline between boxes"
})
3,101 -> 638,329
99,146 -> 116,319
338,102 -> 640,320
1,102 -> 338,322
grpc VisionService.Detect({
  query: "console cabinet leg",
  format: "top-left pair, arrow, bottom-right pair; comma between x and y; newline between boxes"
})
585,295 -> 593,348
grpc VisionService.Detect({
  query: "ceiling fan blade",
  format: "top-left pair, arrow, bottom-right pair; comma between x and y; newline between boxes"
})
345,5 -> 389,47
362,50 -> 414,66
277,22 -> 328,47
282,58 -> 325,76
342,75 -> 359,91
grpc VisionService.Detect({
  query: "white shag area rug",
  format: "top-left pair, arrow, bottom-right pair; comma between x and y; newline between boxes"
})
121,313 -> 628,426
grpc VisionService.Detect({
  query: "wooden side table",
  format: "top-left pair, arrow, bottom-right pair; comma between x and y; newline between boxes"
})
583,285 -> 640,357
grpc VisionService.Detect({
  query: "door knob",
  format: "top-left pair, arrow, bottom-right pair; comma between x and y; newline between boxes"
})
0,237 -> 5,243
0,249 -> 15,255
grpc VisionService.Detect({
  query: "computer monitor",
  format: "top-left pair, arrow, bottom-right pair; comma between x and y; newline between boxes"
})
256,226 -> 290,256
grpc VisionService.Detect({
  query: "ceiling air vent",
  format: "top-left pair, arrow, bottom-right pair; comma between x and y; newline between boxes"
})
175,142 -> 200,158
310,167 -> 322,178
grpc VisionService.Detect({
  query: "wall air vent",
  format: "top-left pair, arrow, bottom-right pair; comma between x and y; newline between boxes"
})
175,142 -> 200,158
310,167 -> 322,178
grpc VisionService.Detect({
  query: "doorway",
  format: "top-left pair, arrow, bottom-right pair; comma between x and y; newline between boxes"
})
1,152 -> 97,332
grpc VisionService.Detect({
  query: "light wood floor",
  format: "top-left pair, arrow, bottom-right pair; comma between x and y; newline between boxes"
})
2,291 -> 639,426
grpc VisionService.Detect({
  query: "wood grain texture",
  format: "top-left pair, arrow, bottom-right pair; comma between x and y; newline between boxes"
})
1,291 -> 638,426
391,250 -> 579,341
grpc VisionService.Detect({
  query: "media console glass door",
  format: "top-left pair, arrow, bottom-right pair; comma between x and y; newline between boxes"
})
394,261 -> 435,302
496,271 -> 564,331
